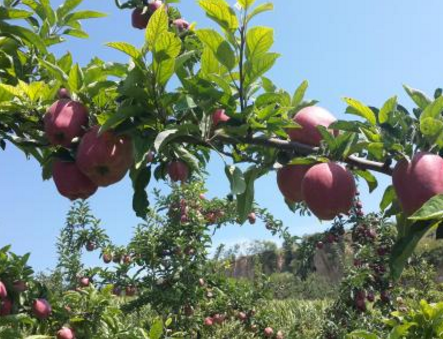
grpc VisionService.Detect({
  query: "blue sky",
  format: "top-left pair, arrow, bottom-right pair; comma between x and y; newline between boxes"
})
2,0 -> 443,272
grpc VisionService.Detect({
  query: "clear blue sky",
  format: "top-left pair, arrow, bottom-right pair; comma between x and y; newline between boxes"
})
2,0 -> 443,272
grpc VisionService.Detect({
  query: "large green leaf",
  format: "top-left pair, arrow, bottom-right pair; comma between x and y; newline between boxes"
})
343,97 -> 376,125
153,31 -> 181,62
0,8 -> 33,20
244,52 -> 279,86
106,42 -> 142,61
56,0 -> 82,19
236,166 -> 267,223
154,125 -> 200,151
130,166 -> 151,218
225,165 -> 246,195
196,29 -> 236,70
354,169 -> 378,193
292,80 -> 309,108
68,63 -> 83,93
198,0 -> 238,32
403,84 -> 432,110
65,10 -> 106,21
0,22 -> 47,53
246,2 -> 273,22
420,95 -> 443,122
146,4 -> 168,48
154,58 -> 175,86
238,0 -> 256,9
408,194 -> 443,221
378,96 -> 397,124
246,26 -> 273,60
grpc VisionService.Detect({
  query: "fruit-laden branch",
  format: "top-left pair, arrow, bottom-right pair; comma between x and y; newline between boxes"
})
183,135 -> 394,176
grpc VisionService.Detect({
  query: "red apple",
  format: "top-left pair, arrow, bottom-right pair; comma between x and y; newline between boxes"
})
204,317 -> 214,326
131,8 -> 150,29
173,18 -> 190,31
301,162 -> 356,220
264,327 -> 274,337
0,298 -> 12,316
79,277 -> 89,287
287,106 -> 337,146
53,160 -> 98,200
57,88 -> 71,99
167,161 -> 189,182
44,99 -> 88,147
86,241 -> 95,252
126,285 -> 137,297
57,327 -> 75,339
32,298 -> 52,319
103,253 -> 112,264
149,0 -> 163,12
0,281 -> 7,299
13,280 -> 27,293
277,164 -> 311,203
76,126 -> 134,187
237,311 -> 248,322
393,152 -> 443,215
212,109 -> 230,127
248,212 -> 256,224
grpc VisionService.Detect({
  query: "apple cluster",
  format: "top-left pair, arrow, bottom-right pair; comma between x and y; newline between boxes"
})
44,89 -> 134,200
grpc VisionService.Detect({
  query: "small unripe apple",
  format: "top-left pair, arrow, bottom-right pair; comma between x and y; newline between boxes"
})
32,298 -> 52,319
204,317 -> 213,326
248,212 -> 256,224
76,126 -> 134,187
131,8 -> 150,29
277,164 -> 311,203
0,298 -> 12,316
56,327 -> 75,339
44,99 -> 88,147
173,18 -> 190,31
301,162 -> 356,220
13,280 -> 27,293
52,160 -> 98,201
393,152 -> 443,215
79,277 -> 89,288
264,327 -> 274,337
167,161 -> 189,182
0,281 -> 7,299
287,106 -> 337,146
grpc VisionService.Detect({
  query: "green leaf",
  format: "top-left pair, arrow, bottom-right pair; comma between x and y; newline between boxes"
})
346,330 -> 379,339
68,63 -> 83,93
100,105 -> 144,133
408,194 -> 443,221
154,58 -> 175,86
62,28 -> 88,39
39,59 -> 68,82
390,219 -> 438,280
225,165 -> 246,195
246,26 -> 273,60
196,29 -> 236,70
246,2 -> 273,22
106,42 -> 141,60
354,169 -> 378,193
65,10 -> 106,21
236,166 -> 267,223
244,52 -> 279,86
146,5 -> 168,48
420,95 -> 443,122
403,84 -> 432,110
154,125 -> 200,151
292,80 -> 309,108
57,0 -> 82,19
201,47 -> 226,75
238,0 -> 256,9
198,0 -> 238,32
378,96 -> 397,124
149,318 -> 163,339
153,31 -> 182,61
130,166 -> 151,218
420,117 -> 443,147
0,22 -> 47,53
343,97 -> 377,125
380,185 -> 396,212
0,8 -> 33,20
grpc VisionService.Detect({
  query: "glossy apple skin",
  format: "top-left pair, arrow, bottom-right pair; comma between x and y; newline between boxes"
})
0,281 -> 7,299
167,161 -> 189,182
204,317 -> 213,326
131,8 -> 149,29
0,298 -> 12,316
149,0 -> 163,12
212,109 -> 230,127
53,160 -> 98,200
32,298 -> 52,319
57,327 -> 75,339
76,126 -> 134,187
264,327 -> 274,337
44,99 -> 88,147
287,106 -> 337,146
393,152 -> 443,215
277,164 -> 311,203
302,162 -> 356,220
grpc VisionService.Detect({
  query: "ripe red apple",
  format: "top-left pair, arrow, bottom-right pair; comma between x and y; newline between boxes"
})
248,212 -> 256,224
149,0 -> 163,12
57,327 -> 75,339
13,280 -> 27,293
57,88 -> 71,99
126,285 -> 137,297
212,109 -> 230,127
287,106 -> 337,146
264,327 -> 274,337
167,160 -> 189,182
204,317 -> 214,326
0,281 -> 7,299
32,298 -> 52,319
103,253 -> 112,264
237,311 -> 248,322
53,160 -> 98,200
277,164 -> 311,203
86,241 -> 95,252
79,277 -> 89,288
131,8 -> 150,29
76,126 -> 134,187
213,313 -> 226,325
0,298 -> 12,316
393,152 -> 443,215
173,18 -> 190,31
301,162 -> 356,220
44,99 -> 88,147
